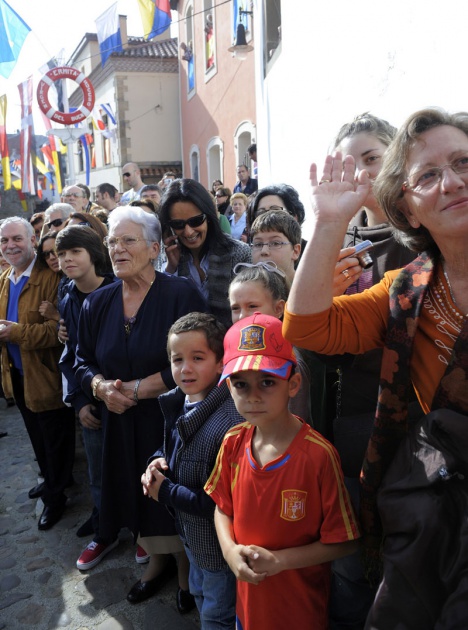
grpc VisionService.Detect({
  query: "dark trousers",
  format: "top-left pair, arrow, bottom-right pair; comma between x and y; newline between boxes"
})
11,366 -> 76,508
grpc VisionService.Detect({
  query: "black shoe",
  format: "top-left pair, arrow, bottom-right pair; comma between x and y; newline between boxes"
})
28,482 -> 45,499
127,558 -> 177,604
38,504 -> 65,531
176,588 -> 196,615
0,432 -> 7,438
76,516 -> 95,538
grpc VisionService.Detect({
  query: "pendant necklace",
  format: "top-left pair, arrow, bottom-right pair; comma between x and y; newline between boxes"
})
124,276 -> 155,335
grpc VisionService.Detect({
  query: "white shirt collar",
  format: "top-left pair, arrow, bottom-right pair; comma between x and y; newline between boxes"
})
8,255 -> 36,285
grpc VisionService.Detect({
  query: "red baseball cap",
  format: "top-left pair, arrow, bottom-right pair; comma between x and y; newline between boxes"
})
220,313 -> 297,383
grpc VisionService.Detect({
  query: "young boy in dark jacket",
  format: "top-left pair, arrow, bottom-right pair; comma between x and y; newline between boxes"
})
142,312 -> 243,627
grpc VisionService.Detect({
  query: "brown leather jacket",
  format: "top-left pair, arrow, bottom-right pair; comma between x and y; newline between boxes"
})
0,261 -> 64,412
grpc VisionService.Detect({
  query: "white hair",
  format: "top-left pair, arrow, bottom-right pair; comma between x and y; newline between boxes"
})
108,206 -> 161,244
0,216 -> 34,238
44,203 -> 74,221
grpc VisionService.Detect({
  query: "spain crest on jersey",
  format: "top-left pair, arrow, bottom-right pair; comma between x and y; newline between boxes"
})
239,324 -> 266,351
280,489 -> 307,521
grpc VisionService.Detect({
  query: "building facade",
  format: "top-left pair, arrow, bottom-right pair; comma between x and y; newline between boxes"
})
175,0 -> 256,191
67,16 -> 182,196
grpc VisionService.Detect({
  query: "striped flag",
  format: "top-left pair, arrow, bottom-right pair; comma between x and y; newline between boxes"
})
137,0 -> 171,40
0,94 -> 11,190
41,113 -> 63,194
18,77 -> 35,194
100,103 -> 116,126
95,2 -> 123,66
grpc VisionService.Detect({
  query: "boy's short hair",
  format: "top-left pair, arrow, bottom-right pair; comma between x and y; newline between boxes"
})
167,312 -> 227,361
220,313 -> 297,383
251,209 -> 301,246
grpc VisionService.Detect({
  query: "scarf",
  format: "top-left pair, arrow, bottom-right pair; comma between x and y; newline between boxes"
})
360,251 -> 468,583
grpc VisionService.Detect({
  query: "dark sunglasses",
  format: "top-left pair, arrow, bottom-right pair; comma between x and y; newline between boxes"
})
123,172 -> 132,177
46,218 -> 64,229
43,249 -> 57,260
168,213 -> 207,231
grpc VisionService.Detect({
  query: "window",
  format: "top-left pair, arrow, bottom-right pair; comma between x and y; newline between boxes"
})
203,0 -> 216,78
190,145 -> 200,182
207,137 -> 223,186
185,4 -> 195,94
234,121 -> 256,172
263,0 -> 282,74
233,0 -> 252,43
102,113 -> 111,166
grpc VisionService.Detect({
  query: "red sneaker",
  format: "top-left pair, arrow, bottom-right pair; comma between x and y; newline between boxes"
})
135,544 -> 150,564
76,539 -> 119,571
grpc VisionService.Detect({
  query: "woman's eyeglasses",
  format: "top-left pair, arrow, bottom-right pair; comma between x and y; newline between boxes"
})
46,218 -> 64,229
103,235 -> 150,249
168,214 -> 207,231
43,250 -> 57,260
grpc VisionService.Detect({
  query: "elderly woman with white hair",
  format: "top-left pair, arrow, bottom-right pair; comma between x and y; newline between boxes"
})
43,202 -> 74,235
75,207 -> 206,608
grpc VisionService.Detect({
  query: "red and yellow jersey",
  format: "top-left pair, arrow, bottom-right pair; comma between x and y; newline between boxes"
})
205,420 -> 360,630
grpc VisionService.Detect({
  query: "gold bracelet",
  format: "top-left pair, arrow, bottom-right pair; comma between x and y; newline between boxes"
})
92,377 -> 105,401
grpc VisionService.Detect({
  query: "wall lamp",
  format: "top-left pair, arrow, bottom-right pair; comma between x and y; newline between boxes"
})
228,7 -> 253,60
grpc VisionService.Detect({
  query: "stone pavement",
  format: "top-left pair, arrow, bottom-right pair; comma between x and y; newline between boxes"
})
0,400 -> 200,630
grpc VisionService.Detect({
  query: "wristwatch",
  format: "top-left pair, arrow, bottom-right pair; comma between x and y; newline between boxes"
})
92,377 -> 105,401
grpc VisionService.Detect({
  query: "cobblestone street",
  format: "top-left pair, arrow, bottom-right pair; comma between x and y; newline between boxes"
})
0,400 -> 199,630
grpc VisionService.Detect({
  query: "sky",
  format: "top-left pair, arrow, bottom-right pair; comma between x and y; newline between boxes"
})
0,0 -> 156,133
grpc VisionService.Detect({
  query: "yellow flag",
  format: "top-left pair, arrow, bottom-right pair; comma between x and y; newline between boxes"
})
0,94 -> 12,190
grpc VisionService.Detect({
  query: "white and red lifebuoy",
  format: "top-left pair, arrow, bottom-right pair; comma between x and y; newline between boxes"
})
37,66 -> 95,126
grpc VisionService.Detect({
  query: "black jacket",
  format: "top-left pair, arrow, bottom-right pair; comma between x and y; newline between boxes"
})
366,409 -> 468,629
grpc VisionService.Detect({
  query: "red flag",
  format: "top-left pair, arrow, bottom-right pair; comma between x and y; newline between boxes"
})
18,77 -> 35,194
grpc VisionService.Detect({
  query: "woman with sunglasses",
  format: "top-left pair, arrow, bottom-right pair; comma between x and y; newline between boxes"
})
160,179 -> 251,327
42,203 -> 73,238
285,108 -> 468,626
37,232 -> 62,322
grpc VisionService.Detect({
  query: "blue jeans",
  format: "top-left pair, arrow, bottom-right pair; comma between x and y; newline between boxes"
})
185,545 -> 236,630
82,426 -> 103,534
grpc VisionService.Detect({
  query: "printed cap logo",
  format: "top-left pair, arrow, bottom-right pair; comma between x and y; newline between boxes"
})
239,324 -> 266,352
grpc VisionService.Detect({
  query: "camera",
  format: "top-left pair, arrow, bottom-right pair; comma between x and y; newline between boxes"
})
354,240 -> 373,269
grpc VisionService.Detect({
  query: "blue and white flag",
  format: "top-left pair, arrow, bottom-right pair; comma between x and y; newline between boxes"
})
95,3 -> 123,66
0,0 -> 31,78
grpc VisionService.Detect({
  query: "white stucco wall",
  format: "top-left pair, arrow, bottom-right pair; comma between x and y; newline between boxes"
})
254,0 -> 467,227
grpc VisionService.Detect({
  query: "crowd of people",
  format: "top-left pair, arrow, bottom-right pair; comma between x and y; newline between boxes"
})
1,108 -> 467,629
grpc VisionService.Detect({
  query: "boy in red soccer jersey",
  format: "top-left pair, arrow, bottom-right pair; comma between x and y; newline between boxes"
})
205,313 -> 360,630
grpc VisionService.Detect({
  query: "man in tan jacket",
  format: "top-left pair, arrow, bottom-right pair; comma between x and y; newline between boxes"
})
0,217 -> 75,530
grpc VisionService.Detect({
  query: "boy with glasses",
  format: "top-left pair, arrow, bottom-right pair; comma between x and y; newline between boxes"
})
250,209 -> 301,288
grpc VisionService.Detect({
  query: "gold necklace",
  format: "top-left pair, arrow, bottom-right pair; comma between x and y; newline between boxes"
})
124,276 -> 155,335
442,264 -> 468,319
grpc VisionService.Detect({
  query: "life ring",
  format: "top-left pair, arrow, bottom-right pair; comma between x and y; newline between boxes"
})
36,66 -> 95,126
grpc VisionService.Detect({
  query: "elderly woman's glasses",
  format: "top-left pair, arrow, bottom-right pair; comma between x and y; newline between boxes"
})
402,155 -> 468,192
168,214 -> 206,231
103,235 -> 149,249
